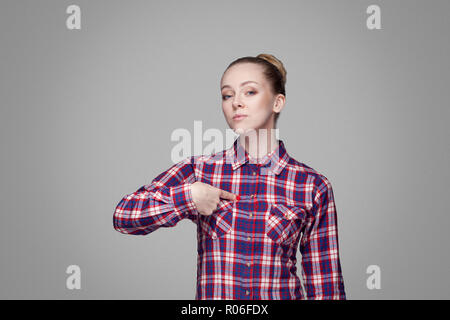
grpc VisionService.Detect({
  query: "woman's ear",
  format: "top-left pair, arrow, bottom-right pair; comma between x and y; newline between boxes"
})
273,94 -> 286,113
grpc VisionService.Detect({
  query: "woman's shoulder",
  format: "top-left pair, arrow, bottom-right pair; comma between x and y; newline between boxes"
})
285,155 -> 333,187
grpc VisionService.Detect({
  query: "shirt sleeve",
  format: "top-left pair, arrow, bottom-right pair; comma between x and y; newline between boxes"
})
299,175 -> 346,299
113,156 -> 198,235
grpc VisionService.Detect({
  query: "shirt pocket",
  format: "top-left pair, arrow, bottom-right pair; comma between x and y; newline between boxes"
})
199,199 -> 235,239
266,203 -> 306,246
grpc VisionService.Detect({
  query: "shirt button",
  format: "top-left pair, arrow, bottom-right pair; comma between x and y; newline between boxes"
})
246,290 -> 250,295
252,171 -> 256,176
249,213 -> 253,217
212,234 -> 217,239
247,236 -> 251,241
247,262 -> 251,267
250,194 -> 255,199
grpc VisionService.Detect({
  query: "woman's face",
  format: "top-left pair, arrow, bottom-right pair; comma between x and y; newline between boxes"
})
220,63 -> 284,135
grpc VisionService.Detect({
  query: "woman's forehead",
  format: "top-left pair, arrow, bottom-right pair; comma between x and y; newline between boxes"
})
221,64 -> 266,88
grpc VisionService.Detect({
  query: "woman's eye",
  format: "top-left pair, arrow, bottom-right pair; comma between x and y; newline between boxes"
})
222,91 -> 255,100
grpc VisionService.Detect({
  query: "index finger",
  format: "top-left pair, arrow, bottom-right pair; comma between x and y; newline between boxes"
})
219,189 -> 238,201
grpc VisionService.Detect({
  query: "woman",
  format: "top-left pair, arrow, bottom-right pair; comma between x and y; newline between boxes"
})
113,54 -> 346,300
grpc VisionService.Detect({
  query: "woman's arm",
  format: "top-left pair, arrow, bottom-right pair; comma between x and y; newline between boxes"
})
299,175 -> 346,299
113,156 -> 198,235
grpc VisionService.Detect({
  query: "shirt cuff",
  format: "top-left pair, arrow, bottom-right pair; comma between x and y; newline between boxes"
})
170,183 -> 198,218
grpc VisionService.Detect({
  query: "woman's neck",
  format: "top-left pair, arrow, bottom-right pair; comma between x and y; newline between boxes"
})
238,129 -> 279,163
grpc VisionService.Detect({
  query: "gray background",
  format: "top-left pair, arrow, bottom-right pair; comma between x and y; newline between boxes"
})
0,0 -> 449,299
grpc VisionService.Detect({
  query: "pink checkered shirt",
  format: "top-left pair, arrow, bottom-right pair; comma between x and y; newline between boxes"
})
113,138 -> 346,299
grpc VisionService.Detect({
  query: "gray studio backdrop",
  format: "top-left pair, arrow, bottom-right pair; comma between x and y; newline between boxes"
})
0,0 -> 449,299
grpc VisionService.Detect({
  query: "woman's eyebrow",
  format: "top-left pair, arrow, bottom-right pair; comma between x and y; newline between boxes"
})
221,81 -> 259,90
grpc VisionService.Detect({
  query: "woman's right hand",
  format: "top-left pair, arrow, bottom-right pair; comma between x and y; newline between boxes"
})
190,181 -> 238,216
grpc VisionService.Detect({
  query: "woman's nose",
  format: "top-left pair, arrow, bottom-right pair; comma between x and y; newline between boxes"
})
232,97 -> 244,108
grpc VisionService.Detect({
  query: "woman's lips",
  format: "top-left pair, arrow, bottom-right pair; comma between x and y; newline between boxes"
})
233,115 -> 248,121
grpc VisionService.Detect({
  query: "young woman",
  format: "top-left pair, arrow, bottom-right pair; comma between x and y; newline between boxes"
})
113,54 -> 346,300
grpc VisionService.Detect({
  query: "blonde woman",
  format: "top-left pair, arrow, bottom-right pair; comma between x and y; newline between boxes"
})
113,54 -> 346,300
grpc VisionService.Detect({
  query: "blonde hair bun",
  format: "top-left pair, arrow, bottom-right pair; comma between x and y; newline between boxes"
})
256,53 -> 287,86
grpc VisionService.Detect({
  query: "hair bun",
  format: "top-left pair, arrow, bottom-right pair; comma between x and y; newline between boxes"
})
256,53 -> 287,85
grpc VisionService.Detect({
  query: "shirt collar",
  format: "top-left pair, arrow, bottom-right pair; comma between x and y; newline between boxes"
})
225,137 -> 290,176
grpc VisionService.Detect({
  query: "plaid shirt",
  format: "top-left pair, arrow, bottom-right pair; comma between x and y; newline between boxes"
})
113,138 -> 346,300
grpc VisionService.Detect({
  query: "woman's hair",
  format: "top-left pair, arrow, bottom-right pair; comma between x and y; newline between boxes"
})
223,53 -> 287,125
